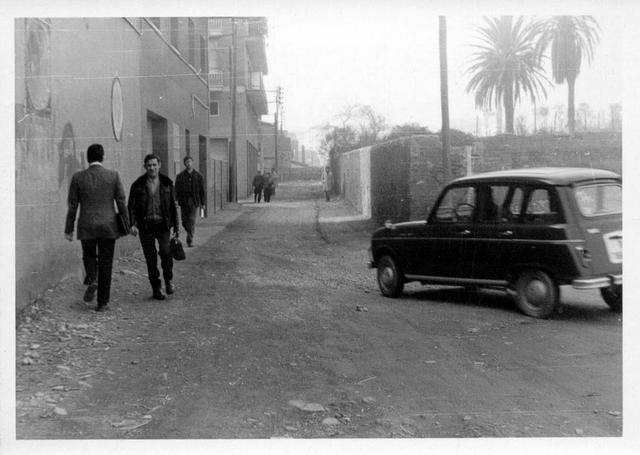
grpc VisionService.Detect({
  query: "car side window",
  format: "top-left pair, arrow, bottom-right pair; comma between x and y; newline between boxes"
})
524,187 -> 562,224
478,184 -> 509,222
504,186 -> 524,221
434,186 -> 476,223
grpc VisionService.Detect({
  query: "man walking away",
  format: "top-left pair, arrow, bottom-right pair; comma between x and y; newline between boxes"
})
270,168 -> 279,199
252,170 -> 264,203
175,156 -> 205,247
321,166 -> 333,202
64,144 -> 128,312
263,171 -> 273,203
128,154 -> 179,300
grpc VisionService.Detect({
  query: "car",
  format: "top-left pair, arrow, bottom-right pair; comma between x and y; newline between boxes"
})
368,167 -> 622,318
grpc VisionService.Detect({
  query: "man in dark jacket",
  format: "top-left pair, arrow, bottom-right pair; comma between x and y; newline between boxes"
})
64,144 -> 128,312
128,154 -> 179,300
252,170 -> 264,203
175,156 -> 205,247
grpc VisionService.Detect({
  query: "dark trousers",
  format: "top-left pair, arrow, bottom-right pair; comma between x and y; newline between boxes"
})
81,238 -> 116,305
325,190 -> 330,202
253,187 -> 263,203
180,205 -> 198,244
264,187 -> 272,202
139,224 -> 173,291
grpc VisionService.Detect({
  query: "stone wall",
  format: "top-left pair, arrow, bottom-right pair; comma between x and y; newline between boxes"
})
333,132 -> 621,227
278,166 -> 324,182
473,133 -> 621,174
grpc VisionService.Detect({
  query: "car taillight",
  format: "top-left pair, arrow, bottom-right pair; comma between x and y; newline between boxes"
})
574,246 -> 592,268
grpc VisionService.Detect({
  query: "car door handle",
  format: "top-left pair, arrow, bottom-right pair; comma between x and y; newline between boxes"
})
499,230 -> 513,237
458,229 -> 471,236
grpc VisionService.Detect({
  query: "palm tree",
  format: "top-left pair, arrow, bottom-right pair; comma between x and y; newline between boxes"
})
466,16 -> 549,134
541,16 -> 600,137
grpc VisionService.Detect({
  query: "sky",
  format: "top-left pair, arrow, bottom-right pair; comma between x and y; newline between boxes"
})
262,9 -> 625,150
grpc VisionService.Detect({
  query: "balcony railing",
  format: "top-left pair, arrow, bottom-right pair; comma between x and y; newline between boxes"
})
209,70 -> 224,90
249,71 -> 263,91
209,18 -> 227,36
248,19 -> 267,36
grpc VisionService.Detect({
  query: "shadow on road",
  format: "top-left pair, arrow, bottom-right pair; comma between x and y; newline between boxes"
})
399,285 -> 619,323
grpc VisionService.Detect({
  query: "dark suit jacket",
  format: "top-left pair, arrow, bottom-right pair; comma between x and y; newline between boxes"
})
64,164 -> 128,240
175,169 -> 205,208
128,173 -> 179,233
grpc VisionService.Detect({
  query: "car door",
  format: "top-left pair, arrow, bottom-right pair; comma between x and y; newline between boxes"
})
471,183 -> 518,282
413,185 -> 477,279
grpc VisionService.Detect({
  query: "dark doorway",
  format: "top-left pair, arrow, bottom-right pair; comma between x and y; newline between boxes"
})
199,135 -> 208,216
147,111 -> 168,167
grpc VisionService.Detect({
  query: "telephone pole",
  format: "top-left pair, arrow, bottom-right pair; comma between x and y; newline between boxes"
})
229,18 -> 237,202
274,86 -> 282,171
439,16 -> 451,183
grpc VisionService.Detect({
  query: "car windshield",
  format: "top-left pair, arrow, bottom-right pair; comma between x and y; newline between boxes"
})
574,183 -> 621,217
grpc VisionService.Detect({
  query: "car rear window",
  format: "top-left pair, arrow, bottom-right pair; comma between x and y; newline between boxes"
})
574,183 -> 622,217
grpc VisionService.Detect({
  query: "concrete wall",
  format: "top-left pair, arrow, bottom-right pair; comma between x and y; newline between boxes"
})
15,18 -> 210,310
335,133 -> 622,227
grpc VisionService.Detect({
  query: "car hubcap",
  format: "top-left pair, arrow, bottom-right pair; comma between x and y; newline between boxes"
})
381,266 -> 395,288
524,279 -> 548,307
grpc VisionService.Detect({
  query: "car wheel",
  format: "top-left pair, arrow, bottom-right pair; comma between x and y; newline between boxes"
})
600,285 -> 622,313
514,269 -> 558,318
377,255 -> 404,298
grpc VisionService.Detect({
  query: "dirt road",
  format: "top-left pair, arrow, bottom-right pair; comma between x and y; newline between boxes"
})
16,181 -> 622,439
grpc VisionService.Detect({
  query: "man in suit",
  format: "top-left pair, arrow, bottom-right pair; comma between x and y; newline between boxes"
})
128,154 -> 179,300
175,156 -> 205,247
64,144 -> 129,312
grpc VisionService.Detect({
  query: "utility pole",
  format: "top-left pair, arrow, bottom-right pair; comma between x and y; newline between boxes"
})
438,16 -> 451,183
274,86 -> 282,172
229,18 -> 237,202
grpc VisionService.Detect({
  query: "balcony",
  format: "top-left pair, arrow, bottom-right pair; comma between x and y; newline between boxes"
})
209,18 -> 227,36
245,18 -> 268,74
208,70 -> 224,91
246,71 -> 268,115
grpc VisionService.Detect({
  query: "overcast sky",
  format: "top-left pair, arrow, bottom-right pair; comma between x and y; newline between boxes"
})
263,9 -> 625,149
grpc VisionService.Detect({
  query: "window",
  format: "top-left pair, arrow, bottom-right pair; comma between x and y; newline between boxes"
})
524,187 -> 562,224
506,187 -> 524,220
434,186 -> 476,222
478,185 -> 509,222
185,129 -> 190,155
200,35 -> 207,72
170,18 -> 179,49
188,18 -> 195,66
209,100 -> 219,116
574,183 -> 622,217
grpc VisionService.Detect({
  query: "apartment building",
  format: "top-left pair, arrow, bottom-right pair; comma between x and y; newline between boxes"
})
207,17 -> 268,204
15,17 -> 209,309
258,121 -> 294,171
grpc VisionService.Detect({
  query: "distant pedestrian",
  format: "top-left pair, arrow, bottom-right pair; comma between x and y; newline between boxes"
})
321,166 -> 333,202
263,171 -> 274,202
175,156 -> 205,247
64,144 -> 129,312
252,170 -> 264,203
128,154 -> 179,301
270,168 -> 279,198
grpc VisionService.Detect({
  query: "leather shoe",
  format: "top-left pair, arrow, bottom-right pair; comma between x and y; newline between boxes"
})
152,288 -> 166,300
83,283 -> 97,302
166,282 -> 175,295
95,303 -> 109,312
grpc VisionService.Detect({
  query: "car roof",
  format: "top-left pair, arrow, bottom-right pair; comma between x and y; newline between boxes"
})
451,167 -> 620,186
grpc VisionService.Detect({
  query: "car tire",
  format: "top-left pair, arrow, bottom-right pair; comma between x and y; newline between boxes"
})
377,255 -> 404,298
514,269 -> 558,319
600,285 -> 622,313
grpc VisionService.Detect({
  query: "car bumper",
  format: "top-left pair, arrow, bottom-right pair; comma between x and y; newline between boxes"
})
572,274 -> 622,289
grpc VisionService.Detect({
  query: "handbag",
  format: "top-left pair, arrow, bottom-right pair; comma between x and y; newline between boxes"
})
116,212 -> 130,236
170,237 -> 186,261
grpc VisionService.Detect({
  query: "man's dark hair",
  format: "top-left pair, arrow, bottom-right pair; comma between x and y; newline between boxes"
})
183,156 -> 194,165
144,154 -> 161,165
87,144 -> 104,163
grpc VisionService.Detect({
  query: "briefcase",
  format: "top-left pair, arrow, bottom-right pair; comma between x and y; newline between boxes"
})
170,237 -> 186,261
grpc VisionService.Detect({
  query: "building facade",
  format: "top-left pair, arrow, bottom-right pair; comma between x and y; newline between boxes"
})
258,121 -> 293,171
15,17 -> 210,309
208,17 -> 268,203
